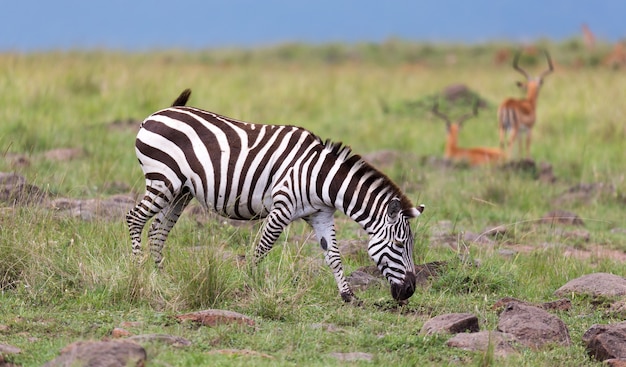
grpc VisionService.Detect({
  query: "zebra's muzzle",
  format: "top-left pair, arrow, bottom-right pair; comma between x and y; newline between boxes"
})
390,271 -> 416,301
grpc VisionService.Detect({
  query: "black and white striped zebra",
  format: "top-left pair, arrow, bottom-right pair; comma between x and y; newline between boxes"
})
126,89 -> 425,302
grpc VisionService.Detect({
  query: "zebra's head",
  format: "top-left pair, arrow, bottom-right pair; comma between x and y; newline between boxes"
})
368,197 -> 424,302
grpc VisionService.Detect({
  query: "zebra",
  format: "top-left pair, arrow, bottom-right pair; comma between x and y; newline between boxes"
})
126,89 -> 425,302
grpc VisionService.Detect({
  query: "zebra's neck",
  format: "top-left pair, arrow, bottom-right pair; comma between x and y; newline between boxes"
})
321,151 -> 402,232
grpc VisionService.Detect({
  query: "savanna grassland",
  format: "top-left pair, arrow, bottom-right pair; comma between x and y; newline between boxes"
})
0,41 -> 625,366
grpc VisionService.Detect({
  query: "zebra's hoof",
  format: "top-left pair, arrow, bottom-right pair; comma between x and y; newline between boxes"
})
340,291 -> 360,305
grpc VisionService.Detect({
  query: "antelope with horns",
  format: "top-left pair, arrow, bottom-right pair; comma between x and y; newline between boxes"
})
432,100 -> 504,166
498,50 -> 554,159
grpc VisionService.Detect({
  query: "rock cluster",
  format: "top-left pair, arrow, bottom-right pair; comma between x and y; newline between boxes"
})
420,273 -> 626,363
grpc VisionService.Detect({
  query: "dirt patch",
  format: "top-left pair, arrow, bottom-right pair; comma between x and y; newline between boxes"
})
107,118 -> 142,131
43,148 -> 85,162
553,182 -> 616,207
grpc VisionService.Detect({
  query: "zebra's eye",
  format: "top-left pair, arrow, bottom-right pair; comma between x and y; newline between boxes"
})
394,239 -> 405,248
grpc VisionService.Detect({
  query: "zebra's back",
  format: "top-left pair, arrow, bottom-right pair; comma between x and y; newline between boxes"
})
135,106 -> 322,220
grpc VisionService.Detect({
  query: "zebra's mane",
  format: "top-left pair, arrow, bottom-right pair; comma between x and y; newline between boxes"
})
323,139 -> 354,161
321,139 -> 415,210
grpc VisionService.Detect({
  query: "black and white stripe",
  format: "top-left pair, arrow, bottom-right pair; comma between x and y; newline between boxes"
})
126,89 -> 425,302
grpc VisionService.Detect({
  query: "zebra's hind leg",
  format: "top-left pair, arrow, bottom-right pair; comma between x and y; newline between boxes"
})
147,190 -> 192,268
126,196 -> 162,263
126,179 -> 175,263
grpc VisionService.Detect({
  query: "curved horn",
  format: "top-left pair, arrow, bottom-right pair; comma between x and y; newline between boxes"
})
512,51 -> 529,80
540,50 -> 554,79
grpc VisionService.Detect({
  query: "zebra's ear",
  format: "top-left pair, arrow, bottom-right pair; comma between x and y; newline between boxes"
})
403,204 -> 425,219
386,198 -> 402,224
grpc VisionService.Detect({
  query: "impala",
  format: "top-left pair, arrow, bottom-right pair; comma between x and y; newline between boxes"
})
432,100 -> 504,166
498,50 -> 553,159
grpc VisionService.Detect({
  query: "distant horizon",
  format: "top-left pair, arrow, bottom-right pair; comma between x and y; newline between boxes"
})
1,1 -> 624,52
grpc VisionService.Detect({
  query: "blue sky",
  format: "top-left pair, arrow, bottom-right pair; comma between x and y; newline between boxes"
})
1,1 -> 624,51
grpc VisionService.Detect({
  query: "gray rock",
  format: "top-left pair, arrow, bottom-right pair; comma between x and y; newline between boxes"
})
0,172 -> 46,205
541,210 -> 584,226
0,342 -> 21,355
347,269 -> 384,291
604,359 -> 626,367
48,195 -> 136,221
553,182 -> 615,206
609,300 -> 626,316
497,302 -> 570,348
554,273 -> 626,298
414,261 -> 446,286
421,313 -> 479,335
553,228 -> 591,242
42,340 -> 146,367
583,321 -> 626,361
483,224 -> 508,238
446,331 -> 520,357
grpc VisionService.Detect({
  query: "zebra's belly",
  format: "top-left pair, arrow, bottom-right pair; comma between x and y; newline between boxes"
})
196,186 -> 272,221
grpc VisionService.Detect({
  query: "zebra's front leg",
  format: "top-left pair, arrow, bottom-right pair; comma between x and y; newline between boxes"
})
304,211 -> 356,303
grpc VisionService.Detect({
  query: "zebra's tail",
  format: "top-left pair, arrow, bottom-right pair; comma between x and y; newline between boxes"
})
172,88 -> 192,107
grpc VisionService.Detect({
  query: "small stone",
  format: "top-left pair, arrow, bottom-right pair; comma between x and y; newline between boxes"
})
555,273 -> 626,298
555,228 -> 591,242
583,322 -> 626,361
0,343 -> 21,354
541,210 -> 584,226
347,270 -> 383,291
446,331 -> 519,357
421,313 -> 479,335
609,300 -> 626,316
175,309 -> 255,327
484,225 -> 508,237
497,302 -> 570,348
42,340 -> 146,367
111,328 -> 131,338
605,359 -> 626,367
541,298 -> 572,311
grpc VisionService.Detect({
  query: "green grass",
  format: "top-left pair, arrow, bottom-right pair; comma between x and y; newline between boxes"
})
1,42 -> 625,366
